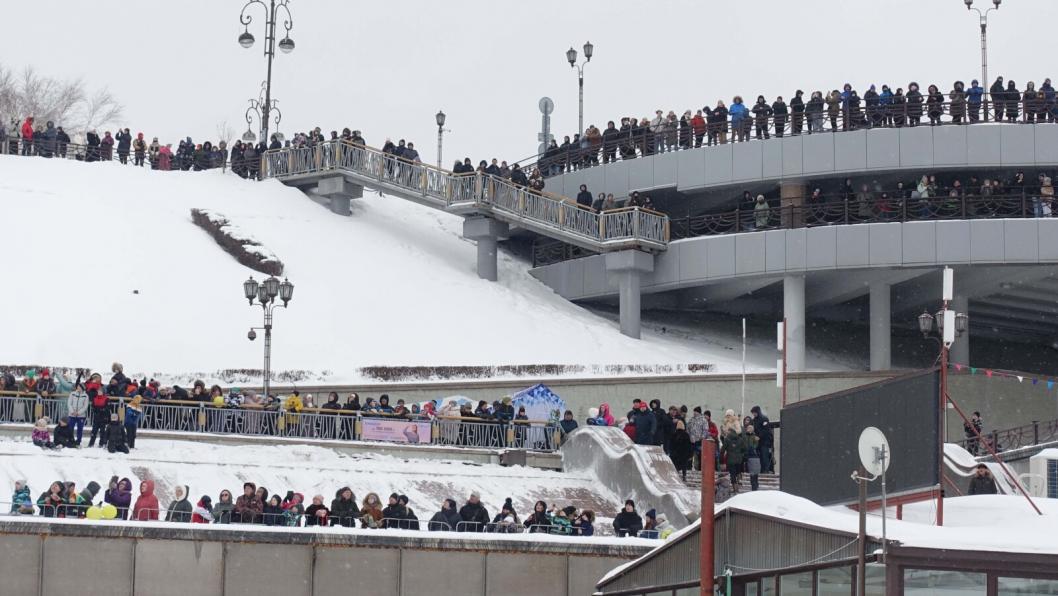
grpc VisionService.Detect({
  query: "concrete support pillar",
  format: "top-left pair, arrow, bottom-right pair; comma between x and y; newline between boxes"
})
780,180 -> 807,229
462,216 -> 509,282
605,250 -> 655,339
317,175 -> 363,216
869,281 -> 892,371
950,295 -> 970,365
783,274 -> 806,373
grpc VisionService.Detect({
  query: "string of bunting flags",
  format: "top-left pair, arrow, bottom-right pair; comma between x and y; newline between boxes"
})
950,363 -> 1057,391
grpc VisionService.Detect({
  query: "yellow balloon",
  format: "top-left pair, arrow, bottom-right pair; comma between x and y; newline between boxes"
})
86,506 -> 103,520
213,395 -> 225,407
101,504 -> 118,519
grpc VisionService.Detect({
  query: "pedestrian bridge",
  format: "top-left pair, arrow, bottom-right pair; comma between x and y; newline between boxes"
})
261,141 -> 670,282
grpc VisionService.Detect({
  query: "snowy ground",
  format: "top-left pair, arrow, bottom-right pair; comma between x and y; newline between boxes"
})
0,156 -> 817,385
0,435 -> 633,529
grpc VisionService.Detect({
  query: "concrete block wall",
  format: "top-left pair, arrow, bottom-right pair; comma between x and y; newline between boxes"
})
0,522 -> 652,596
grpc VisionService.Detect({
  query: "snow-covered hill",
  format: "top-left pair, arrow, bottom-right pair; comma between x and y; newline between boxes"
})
0,156 -> 781,383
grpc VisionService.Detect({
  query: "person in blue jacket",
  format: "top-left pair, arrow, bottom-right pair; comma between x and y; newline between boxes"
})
729,96 -> 749,143
967,80 -> 985,123
1042,78 -> 1057,123
879,85 -> 894,126
124,395 -> 144,449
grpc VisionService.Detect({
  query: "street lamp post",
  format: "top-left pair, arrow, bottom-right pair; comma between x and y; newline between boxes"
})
243,275 -> 294,401
238,0 -> 295,144
243,81 -> 283,146
964,0 -> 1001,121
566,41 -> 594,135
435,110 -> 446,170
917,294 -> 969,527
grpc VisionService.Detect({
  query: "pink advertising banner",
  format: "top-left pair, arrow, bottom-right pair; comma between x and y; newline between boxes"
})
361,418 -> 432,444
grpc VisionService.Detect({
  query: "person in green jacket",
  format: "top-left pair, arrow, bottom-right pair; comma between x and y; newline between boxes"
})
722,427 -> 747,490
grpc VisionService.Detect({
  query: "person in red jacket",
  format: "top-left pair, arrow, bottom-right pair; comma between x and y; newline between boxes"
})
21,116 -> 34,155
132,479 -> 159,521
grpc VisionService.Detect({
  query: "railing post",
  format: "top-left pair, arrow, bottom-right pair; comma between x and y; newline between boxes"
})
197,402 -> 206,432
990,429 -> 998,451
632,208 -> 640,239
843,199 -> 850,225
1033,420 -> 1040,445
34,395 -> 43,420
734,209 -> 741,233
901,198 -> 908,222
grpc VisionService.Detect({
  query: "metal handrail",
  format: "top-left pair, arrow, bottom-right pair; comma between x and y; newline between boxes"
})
260,140 -> 670,251
0,395 -> 560,451
957,417 -> 1058,453
1,137 -> 258,173
533,188 -> 1050,266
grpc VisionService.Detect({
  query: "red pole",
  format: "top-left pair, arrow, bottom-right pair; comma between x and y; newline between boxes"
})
701,439 -> 716,596
937,347 -> 947,526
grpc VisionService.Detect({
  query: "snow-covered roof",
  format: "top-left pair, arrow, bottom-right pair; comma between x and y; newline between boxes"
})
599,490 -> 1058,586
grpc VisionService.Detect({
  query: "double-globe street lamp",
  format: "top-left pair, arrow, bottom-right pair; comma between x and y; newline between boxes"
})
243,275 -> 294,400
917,300 -> 968,527
243,82 -> 283,144
963,0 -> 1002,121
565,41 -> 594,136
238,0 -> 295,145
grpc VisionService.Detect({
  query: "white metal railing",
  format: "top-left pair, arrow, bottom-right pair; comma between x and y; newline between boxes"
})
262,140 -> 669,251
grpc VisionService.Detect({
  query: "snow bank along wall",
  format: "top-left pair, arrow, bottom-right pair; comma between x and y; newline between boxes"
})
0,519 -> 652,596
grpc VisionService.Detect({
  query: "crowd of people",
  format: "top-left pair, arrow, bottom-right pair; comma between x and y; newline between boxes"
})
558,168 -> 1058,241
537,76 -> 1058,177
1,363 -> 556,450
8,477 -> 675,538
559,400 -> 774,494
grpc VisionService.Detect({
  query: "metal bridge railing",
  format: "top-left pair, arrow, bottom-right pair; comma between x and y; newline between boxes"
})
0,395 -> 560,452
260,140 -> 670,251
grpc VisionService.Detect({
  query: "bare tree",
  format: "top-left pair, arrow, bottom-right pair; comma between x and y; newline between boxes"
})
215,120 -> 236,147
79,87 -> 124,133
0,62 -> 122,137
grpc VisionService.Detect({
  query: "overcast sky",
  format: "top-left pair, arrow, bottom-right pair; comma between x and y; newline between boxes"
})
4,0 -> 1057,167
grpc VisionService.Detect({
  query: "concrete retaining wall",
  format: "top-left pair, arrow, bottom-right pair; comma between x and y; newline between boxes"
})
0,520 -> 650,596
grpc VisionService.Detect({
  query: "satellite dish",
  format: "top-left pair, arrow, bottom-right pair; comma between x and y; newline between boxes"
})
539,96 -> 554,115
858,427 -> 891,476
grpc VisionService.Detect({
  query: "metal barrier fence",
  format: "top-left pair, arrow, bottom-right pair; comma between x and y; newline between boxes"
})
0,395 -> 560,452
1,138 -> 259,174
522,99 -> 1058,178
260,140 -> 671,250
957,418 -> 1058,455
533,188 -> 1054,266
2,504 -> 613,536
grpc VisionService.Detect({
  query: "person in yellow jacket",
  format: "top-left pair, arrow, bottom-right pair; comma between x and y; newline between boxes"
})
283,391 -> 304,434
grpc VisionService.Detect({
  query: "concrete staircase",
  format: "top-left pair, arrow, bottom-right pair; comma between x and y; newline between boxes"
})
682,470 -> 781,497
